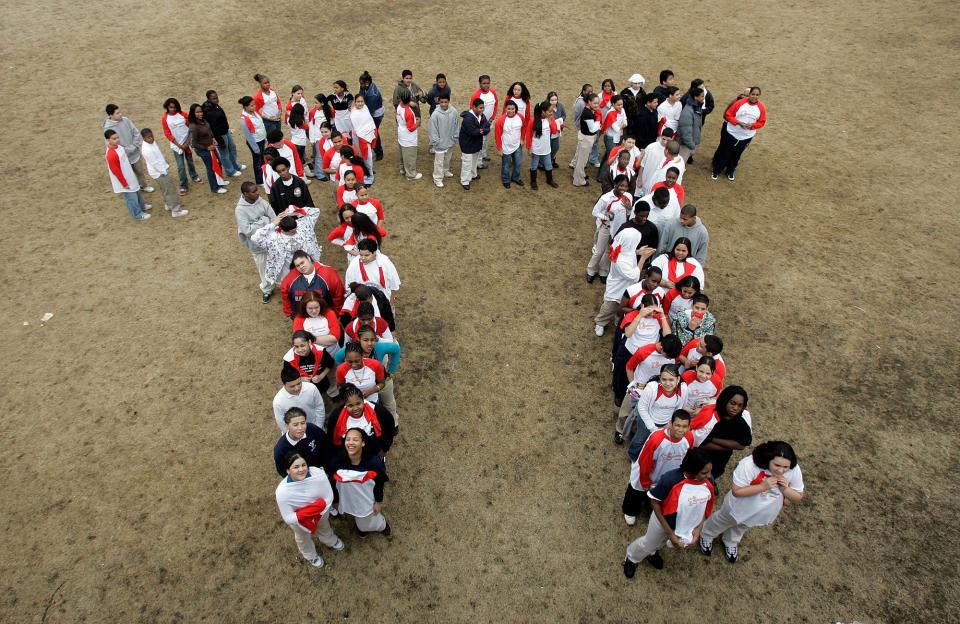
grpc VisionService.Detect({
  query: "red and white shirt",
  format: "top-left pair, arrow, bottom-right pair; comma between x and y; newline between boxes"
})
627,343 -> 677,385
607,144 -> 643,171
601,108 -> 627,142
333,466 -> 379,517
635,381 -> 685,430
623,282 -> 667,310
285,95 -> 308,125
725,98 -> 767,141
724,456 -> 803,527
308,107 -> 328,143
340,293 -> 382,320
657,99 -> 682,134
254,89 -> 280,120
689,405 -> 752,447
621,311 -> 666,354
293,310 -> 342,348
275,466 -> 334,533
274,140 -> 306,179
652,254 -> 705,289
352,198 -> 385,223
680,339 -> 727,380
495,113 -> 525,154
335,358 -> 385,402
680,369 -> 723,413
331,400 -> 383,443
396,104 -> 418,147
469,87 -> 498,123
648,469 -> 716,544
640,190 -> 681,230
105,144 -> 139,193
344,317 -> 394,343
345,252 -> 401,299
161,112 -> 190,154
662,288 -> 695,316
630,427 -> 695,491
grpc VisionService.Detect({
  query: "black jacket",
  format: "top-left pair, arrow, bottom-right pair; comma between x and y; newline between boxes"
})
201,102 -> 230,136
458,110 -> 490,154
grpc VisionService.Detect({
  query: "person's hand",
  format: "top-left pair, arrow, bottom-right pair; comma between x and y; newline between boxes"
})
689,527 -> 701,548
689,315 -> 702,330
311,375 -> 321,384
776,475 -> 791,489
668,532 -> 683,548
373,502 -> 382,514
762,476 -> 779,491
637,246 -> 655,258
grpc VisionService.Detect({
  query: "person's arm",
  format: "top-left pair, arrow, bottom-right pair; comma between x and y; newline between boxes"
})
778,478 -> 804,503
623,306 -> 653,337
313,350 -> 336,382
658,307 -> 672,336
378,341 -> 402,374
241,119 -> 259,152
105,149 -> 130,188
635,386 -> 656,430
650,499 -> 682,548
731,476 -> 780,498
299,181 -> 314,209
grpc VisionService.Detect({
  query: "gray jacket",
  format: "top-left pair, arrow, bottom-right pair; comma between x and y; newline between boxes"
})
102,116 -> 143,164
236,195 -> 275,252
657,216 -> 709,264
677,98 -> 704,149
428,105 -> 460,151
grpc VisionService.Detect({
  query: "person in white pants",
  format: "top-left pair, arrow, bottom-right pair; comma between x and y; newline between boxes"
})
699,441 -> 805,563
275,454 -> 344,568
330,429 -> 392,536
428,95 -> 460,187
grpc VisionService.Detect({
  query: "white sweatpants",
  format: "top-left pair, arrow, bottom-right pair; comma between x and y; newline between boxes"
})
252,250 -> 273,294
625,513 -> 669,563
701,495 -> 750,548
432,149 -> 454,182
460,152 -> 480,185
290,513 -> 340,560
353,511 -> 387,532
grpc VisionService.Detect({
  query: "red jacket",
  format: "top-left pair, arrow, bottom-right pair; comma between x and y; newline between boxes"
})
281,262 -> 346,317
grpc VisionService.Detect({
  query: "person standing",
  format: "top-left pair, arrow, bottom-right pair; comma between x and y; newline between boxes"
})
235,182 -> 276,303
596,95 -> 627,182
458,98 -> 490,190
238,96 -> 267,186
494,101 -> 525,189
656,87 -> 682,136
469,75 -> 498,165
329,428 -> 392,537
187,103 -> 228,194
656,204 -> 710,265
572,93 -> 600,187
683,79 -> 714,163
273,363 -> 326,432
329,81 -> 355,141
139,129 -> 187,217
103,104 -> 153,193
203,90 -> 244,177
711,86 -> 767,181
635,94 -> 661,149
274,452 -> 343,568
428,94 -> 460,188
567,84 -> 593,168
161,98 -> 200,194
104,129 -> 150,221
525,100 -> 559,190
358,71 -> 385,161
273,408 -> 331,475
396,91 -> 422,181
250,206 -> 324,287
253,74 -> 282,136
547,91 -> 566,166
677,87 -> 706,165
594,226 -> 656,336
391,69 -> 426,118
268,157 -> 314,214
425,73 -> 452,116
652,69 -> 677,103
620,74 -> 646,137
349,95 -> 378,185
586,175 -> 632,282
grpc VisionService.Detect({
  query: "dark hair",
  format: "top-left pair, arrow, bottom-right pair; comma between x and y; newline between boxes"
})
278,216 -> 298,231
357,238 -> 379,253
702,335 -> 723,355
103,129 -> 117,139
436,73 -> 446,81
337,204 -> 356,224
187,103 -> 204,125
105,103 -> 119,115
344,341 -> 364,358
580,84 -> 593,96
609,94 -> 622,106
163,98 -> 182,113
341,383 -> 364,402
254,73 -> 268,84
296,292 -> 329,319
585,93 -> 598,104
633,200 -> 651,214
659,69 -> 674,85
351,212 -> 383,245
691,293 -> 710,307
266,128 -> 284,144
665,86 -> 680,97
638,294 -> 658,308
140,128 -> 153,138
283,406 -> 308,424
644,93 -> 660,105
292,249 -> 314,263
357,301 -> 375,318
690,87 -> 704,98
205,89 -> 217,100
652,187 -> 671,205
401,69 -> 412,78
694,355 -> 716,372
359,71 -> 373,82
288,103 -> 305,128
749,86 -> 762,96
472,98 -> 484,108
238,95 -> 254,107
272,156 -> 291,171
661,127 -> 675,138
399,90 -> 412,105
670,237 -> 693,259
281,362 -> 300,383
281,451 -> 305,471
646,265 -> 662,276
680,205 -> 697,219
690,79 -> 705,89
352,284 -> 373,301
612,174 -> 629,188
290,84 -> 303,95
752,441 -> 798,469
659,335 -> 683,359
507,81 -> 530,102
676,275 -> 701,293
355,324 -> 377,340
670,409 -> 691,423
334,80 -> 348,91
263,147 -> 280,162
601,78 -> 616,92
716,385 -> 749,418
666,166 -> 681,176
240,180 -> 257,193
505,101 -> 517,112
531,101 -> 548,137
680,448 -> 711,476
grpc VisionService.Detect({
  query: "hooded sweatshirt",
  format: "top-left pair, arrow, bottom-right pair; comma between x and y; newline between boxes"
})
235,194 -> 275,252
656,216 -> 710,265
102,116 -> 143,164
428,105 -> 460,152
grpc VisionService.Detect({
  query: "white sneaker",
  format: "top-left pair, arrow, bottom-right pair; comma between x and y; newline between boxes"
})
305,169 -> 315,177
304,178 -> 312,185
329,506 -> 339,516
331,538 -> 345,551
239,164 -> 248,171
143,203 -> 152,210
444,171 -> 454,178
434,179 -> 443,188
221,180 -> 230,186
624,514 -> 636,526
308,556 -> 325,568
136,213 -> 151,221
215,188 -> 228,194
230,171 -> 242,177
142,186 -> 155,193
410,172 -> 422,180
171,209 -> 189,217
594,324 -> 605,337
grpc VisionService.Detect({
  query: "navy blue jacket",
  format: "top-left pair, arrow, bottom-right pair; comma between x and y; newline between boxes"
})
274,423 -> 331,476
458,110 -> 490,154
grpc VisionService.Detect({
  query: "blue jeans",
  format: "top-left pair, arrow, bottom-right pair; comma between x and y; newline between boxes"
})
121,191 -> 146,219
373,116 -> 384,158
550,136 -> 561,164
174,150 -> 199,190
589,135 -> 601,166
248,140 -> 265,184
529,152 -> 553,171
195,148 -> 222,192
312,141 -> 329,180
217,132 -> 240,174
263,119 -> 281,137
627,418 -> 655,462
501,149 -> 522,183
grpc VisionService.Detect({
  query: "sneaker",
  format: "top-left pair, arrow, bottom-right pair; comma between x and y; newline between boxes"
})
357,530 -> 368,539
261,292 -> 272,304
171,209 -> 189,217
142,186 -> 155,193
143,203 -> 152,210
594,324 -> 605,337
482,156 -> 491,162
136,213 -> 151,221
623,514 -> 636,526
613,431 -> 624,445
444,171 -> 454,178
434,179 -> 444,188
230,171 -> 242,177
598,276 -> 607,284
699,537 -> 713,556
331,538 -> 345,551
308,556 -> 325,568
645,552 -> 664,569
727,173 -> 735,181
215,188 -> 228,194
514,179 -> 524,187
304,178 -> 312,185
178,188 -> 188,196
623,558 -> 637,579
585,273 -> 596,284
221,180 -> 230,186
477,163 -> 489,170
305,169 -> 315,178
462,184 -> 470,191
375,153 -> 383,161
710,173 -> 719,181
502,182 -> 510,189
472,175 -> 480,180
239,164 -> 248,171
192,176 -> 202,183
382,521 -> 391,537
410,173 -> 423,181
724,545 -> 739,563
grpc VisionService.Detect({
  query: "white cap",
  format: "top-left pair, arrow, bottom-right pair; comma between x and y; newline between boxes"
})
629,73 -> 645,85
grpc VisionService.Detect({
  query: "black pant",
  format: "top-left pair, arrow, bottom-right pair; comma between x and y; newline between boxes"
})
622,484 -> 650,517
711,125 -> 752,176
249,140 -> 265,184
612,343 -> 633,404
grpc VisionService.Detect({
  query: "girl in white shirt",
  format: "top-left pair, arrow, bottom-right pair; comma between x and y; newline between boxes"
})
345,239 -> 401,301
285,85 -> 308,126
711,86 -> 767,181
651,237 -> 705,290
699,441 -> 804,563
287,103 -> 309,167
275,453 -> 344,568
681,356 -> 722,413
626,364 -> 686,460
349,94 -> 378,184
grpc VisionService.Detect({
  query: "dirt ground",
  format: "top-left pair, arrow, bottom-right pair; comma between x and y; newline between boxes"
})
1,0 -> 959,622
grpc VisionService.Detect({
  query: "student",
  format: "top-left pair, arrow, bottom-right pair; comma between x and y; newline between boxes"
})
621,267 -> 666,313
335,146 -> 367,189
494,101 -> 525,189
681,356 -> 722,413
646,168 -> 683,227
626,362 -> 686,460
428,94 -> 460,187
652,69 -> 677,103
352,186 -> 386,224
273,408 -> 331,475
671,293 -> 716,343
620,295 -> 672,355
284,329 -> 337,395
328,384 -> 396,456
651,237 -> 705,290
391,69 -> 426,117
683,79 -> 716,150
656,87 -> 682,136
285,85 -> 308,126
623,409 -> 694,525
458,98 -> 490,190
396,90 -> 422,181
329,80 -> 354,140
103,104 -> 152,191
605,135 -> 643,177
693,385 -> 753,478
699,441 -> 804,563
596,95 -> 627,182
203,90 -> 243,177
343,302 -> 394,343
425,73 -> 452,116
253,74 -> 282,135
502,81 -> 531,124
334,171 -> 361,208
677,87 -> 706,164
636,130 -> 677,195
292,294 -> 342,358
268,157 -> 314,213
273,363 -> 326,432
104,129 -> 150,221
640,187 -> 678,231
585,175 -> 633,283
328,207 -> 386,257
601,149 -> 636,194
235,182 -> 276,302
161,97 -> 200,194
613,332 -> 678,444
329,428 -> 392,536
336,342 -> 386,403
712,86 -> 766,181
334,325 -> 401,425
275,451 -> 343,568
567,84 -> 593,166
345,240 -> 400,301
250,206 -> 323,287
349,95 -> 378,185
656,204 -> 709,263
679,334 -> 726,379
321,131 -> 345,182
623,449 -> 715,577
287,103 -> 310,168
281,250 -> 345,314
339,283 -> 395,330
140,128 -> 187,217
238,96 -> 267,185
308,97 -> 332,179
620,73 -> 646,135
266,129 -> 308,182
572,93 -> 601,187
261,147 -> 280,195
597,78 -> 617,112
635,93 -> 661,150
661,275 -> 702,316
469,75 -> 498,164
524,100 -> 559,190
639,140 -> 685,196
547,91 -> 566,166
595,227 -> 656,336
187,103 -> 228,194
358,71 -> 386,160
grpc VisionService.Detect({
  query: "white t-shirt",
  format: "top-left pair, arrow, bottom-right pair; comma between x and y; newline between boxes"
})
530,119 -> 552,155
725,456 -> 804,527
499,115 -> 523,154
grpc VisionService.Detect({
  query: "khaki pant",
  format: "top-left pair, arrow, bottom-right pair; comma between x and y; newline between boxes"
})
460,152 -> 480,186
572,132 -> 596,186
152,172 -> 181,211
678,144 -> 697,162
379,377 -> 399,426
480,133 -> 491,160
399,145 -> 419,178
586,224 -> 611,277
432,149 -> 454,182
626,513 -> 670,563
290,513 -> 340,560
615,393 -> 636,435
700,495 -> 749,548
595,300 -> 621,327
252,250 -> 273,294
130,157 -> 150,189
353,511 -> 387,532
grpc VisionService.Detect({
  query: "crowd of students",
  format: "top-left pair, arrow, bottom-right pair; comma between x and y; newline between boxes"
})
100,67 -> 799,576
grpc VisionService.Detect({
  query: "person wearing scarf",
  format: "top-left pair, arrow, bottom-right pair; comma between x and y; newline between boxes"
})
651,237 -> 705,290
595,227 -> 656,336
349,95 -> 378,184
328,384 -> 395,456
329,426 -> 391,536
345,239 -> 400,301
275,452 -> 343,568
396,90 -> 422,180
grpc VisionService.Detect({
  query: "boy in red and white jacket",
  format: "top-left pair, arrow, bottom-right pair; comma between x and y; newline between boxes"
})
622,409 -> 694,525
494,101 -> 526,189
104,129 -> 150,221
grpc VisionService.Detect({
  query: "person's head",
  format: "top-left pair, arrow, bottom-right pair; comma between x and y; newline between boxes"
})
665,140 -> 680,157
652,187 -> 670,209
664,167 -> 679,186
399,89 -> 412,105
284,407 -> 308,440
668,409 -> 692,438
240,180 -> 259,202
479,75 -> 491,91
319,123 -> 332,139
344,427 -> 367,457
105,103 -> 122,121
584,93 -> 598,108
677,275 -> 701,299
263,147 -> 280,166
643,266 -> 662,289
163,98 -> 182,114
659,336 -> 683,359
690,87 -> 705,104
344,341 -> 365,370
657,362 -> 682,392
288,103 -> 305,127
104,129 -> 120,146
547,91 -> 559,108
359,71 -> 373,88
341,384 -> 366,417
537,101 -> 551,118
670,237 -> 692,261
401,69 -> 413,86
353,212 -> 381,241
351,283 -> 373,303
748,86 -> 762,103
281,362 -> 302,393
610,94 -> 623,110
356,186 -> 371,203
509,82 -> 529,100
621,136 -> 636,151
691,293 -> 710,317
238,95 -> 255,112
356,301 -> 376,325
298,292 -> 329,320
438,94 -> 450,111
353,94 -> 366,109
665,87 -> 681,104
505,101 -> 517,117
254,73 -> 271,91
282,452 -> 309,481
679,204 -> 698,227
343,170 -> 357,189
291,329 -> 316,358
680,448 -> 713,480
332,80 -> 347,95
716,385 -> 748,420
752,441 -> 798,476
632,200 -> 651,225
611,174 -> 629,195
356,325 -> 378,354
702,334 -> 723,357
140,128 -> 154,143
580,83 -> 593,97
291,250 -> 315,276
659,69 -> 675,87
601,78 -> 615,94
330,131 -> 343,147
357,238 -> 379,262
205,90 -> 219,106
336,204 -> 355,225
690,79 -> 705,91
273,157 -> 292,180
638,294 -> 658,310
616,150 -> 632,168
289,84 -> 303,100
659,127 -> 674,145
187,103 -> 204,124
471,98 -> 485,115
435,73 -> 447,88
629,73 -> 645,90
694,355 -> 716,382
278,215 -> 298,234
266,128 -> 284,145
644,93 -> 659,109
